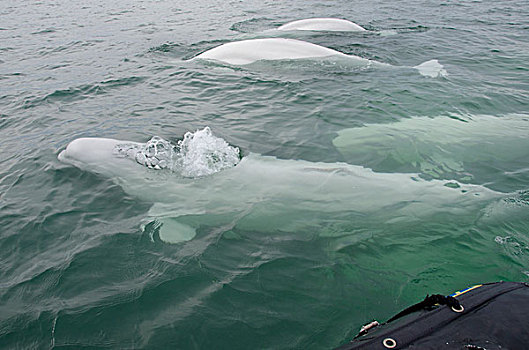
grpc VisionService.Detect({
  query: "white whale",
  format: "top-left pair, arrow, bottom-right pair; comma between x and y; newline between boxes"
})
333,113 -> 529,182
193,38 -> 363,66
192,38 -> 446,77
58,129 -> 501,244
277,18 -> 366,32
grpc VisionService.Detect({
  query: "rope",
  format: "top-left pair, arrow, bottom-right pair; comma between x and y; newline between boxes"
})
386,294 -> 461,323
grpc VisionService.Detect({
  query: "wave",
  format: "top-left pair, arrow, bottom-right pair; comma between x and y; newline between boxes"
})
22,76 -> 145,108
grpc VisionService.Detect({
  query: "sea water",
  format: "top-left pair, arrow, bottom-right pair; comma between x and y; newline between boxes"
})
1,0 -> 528,348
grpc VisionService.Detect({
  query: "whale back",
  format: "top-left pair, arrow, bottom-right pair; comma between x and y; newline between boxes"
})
194,38 -> 347,65
278,18 -> 365,32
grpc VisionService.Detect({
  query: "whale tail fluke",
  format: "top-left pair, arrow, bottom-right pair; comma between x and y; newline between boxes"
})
414,59 -> 447,78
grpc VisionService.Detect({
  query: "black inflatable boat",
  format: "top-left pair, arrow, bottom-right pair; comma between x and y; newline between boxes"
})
336,281 -> 529,349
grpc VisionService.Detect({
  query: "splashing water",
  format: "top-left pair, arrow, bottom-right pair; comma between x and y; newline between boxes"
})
175,127 -> 241,177
114,127 -> 241,177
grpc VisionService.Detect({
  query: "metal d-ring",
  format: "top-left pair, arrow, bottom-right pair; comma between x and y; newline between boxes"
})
383,337 -> 397,348
451,304 -> 465,313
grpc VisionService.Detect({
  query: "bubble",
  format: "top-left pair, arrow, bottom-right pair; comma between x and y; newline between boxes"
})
494,236 -> 510,244
134,136 -> 176,170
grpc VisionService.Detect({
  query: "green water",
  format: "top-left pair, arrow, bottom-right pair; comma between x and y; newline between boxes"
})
1,0 -> 529,348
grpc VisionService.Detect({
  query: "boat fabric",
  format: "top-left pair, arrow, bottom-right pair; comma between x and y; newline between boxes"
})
336,281 -> 529,349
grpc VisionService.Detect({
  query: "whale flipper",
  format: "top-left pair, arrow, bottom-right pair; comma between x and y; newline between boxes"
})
144,216 -> 197,243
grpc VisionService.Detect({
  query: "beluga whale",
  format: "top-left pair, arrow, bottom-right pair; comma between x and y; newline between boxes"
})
192,38 -> 447,77
332,113 -> 529,187
58,128 -> 501,244
277,18 -> 366,32
193,38 -> 360,66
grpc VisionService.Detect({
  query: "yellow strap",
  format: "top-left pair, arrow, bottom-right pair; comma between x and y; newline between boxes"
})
451,284 -> 483,297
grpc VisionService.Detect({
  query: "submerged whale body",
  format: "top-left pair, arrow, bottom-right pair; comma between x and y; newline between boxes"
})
333,113 -> 529,184
58,129 -> 500,244
278,18 -> 366,32
193,38 -> 358,65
